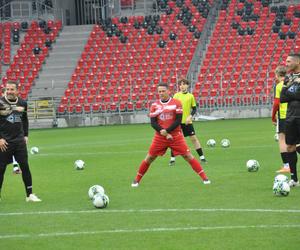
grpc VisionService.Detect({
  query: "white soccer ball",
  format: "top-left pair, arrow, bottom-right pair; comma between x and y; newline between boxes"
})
273,181 -> 290,196
206,139 -> 216,147
220,139 -> 230,148
92,193 -> 109,208
246,159 -> 260,172
30,147 -> 39,154
88,185 -> 105,199
274,133 -> 279,142
74,160 -> 85,170
274,174 -> 289,183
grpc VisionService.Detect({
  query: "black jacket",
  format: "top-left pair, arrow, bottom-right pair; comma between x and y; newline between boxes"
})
280,73 -> 300,120
0,96 -> 28,143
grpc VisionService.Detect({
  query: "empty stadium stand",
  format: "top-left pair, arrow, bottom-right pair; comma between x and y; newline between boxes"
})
195,0 -> 299,109
1,0 -> 299,121
57,0 -> 212,114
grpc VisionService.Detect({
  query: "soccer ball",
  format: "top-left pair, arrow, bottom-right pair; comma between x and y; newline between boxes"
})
220,139 -> 230,148
74,160 -> 85,170
92,193 -> 109,208
30,147 -> 39,154
274,174 -> 289,183
246,159 -> 260,172
88,185 -> 105,199
273,181 -> 290,196
206,139 -> 216,147
274,133 -> 279,142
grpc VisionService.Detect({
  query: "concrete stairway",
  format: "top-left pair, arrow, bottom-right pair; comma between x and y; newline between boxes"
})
29,25 -> 93,100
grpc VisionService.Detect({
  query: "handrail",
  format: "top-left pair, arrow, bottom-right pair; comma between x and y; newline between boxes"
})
0,0 -> 63,24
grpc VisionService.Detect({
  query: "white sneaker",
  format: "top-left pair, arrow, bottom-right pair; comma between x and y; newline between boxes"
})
26,194 -> 42,202
131,180 -> 139,187
203,179 -> 211,184
288,179 -> 300,187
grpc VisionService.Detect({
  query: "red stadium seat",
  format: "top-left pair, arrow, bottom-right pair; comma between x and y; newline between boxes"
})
57,105 -> 66,114
92,103 -> 100,112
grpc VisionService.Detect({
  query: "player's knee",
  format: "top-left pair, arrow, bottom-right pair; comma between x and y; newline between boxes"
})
182,153 -> 193,161
145,155 -> 156,164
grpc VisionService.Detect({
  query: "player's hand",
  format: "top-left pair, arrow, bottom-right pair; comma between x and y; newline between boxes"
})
24,136 -> 28,144
166,134 -> 173,140
283,75 -> 290,86
160,129 -> 168,136
185,115 -> 192,125
0,138 -> 8,152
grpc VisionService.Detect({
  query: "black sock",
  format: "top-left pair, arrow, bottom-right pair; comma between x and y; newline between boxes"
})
280,152 -> 289,165
20,162 -> 33,197
0,165 -> 7,193
171,151 -> 175,158
196,148 -> 204,157
296,145 -> 300,154
287,151 -> 298,182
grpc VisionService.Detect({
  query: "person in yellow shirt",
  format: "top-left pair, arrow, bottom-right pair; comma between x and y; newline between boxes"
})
272,66 -> 290,173
169,78 -> 207,166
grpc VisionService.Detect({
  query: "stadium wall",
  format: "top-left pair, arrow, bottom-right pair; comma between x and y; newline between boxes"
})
28,107 -> 271,129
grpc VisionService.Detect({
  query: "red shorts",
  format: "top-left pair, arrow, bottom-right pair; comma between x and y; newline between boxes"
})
148,131 -> 190,156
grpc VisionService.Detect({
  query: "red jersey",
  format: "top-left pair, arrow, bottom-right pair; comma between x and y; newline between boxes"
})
149,98 -> 182,135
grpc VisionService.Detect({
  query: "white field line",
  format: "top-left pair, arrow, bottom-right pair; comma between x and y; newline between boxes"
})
1,208 -> 300,216
32,144 -> 275,157
1,224 -> 300,239
34,137 -> 151,149
33,151 -> 146,156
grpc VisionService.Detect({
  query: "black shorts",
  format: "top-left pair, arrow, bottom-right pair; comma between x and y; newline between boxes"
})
276,119 -> 286,134
285,118 -> 300,145
0,140 -> 28,167
181,124 -> 196,137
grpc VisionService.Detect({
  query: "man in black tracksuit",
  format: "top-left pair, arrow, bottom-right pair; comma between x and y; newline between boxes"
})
280,53 -> 300,187
0,81 -> 41,201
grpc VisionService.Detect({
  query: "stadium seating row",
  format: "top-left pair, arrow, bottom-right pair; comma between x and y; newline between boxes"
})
0,20 -> 62,98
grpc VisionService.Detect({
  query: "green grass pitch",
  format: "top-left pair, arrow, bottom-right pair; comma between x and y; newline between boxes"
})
0,118 -> 299,249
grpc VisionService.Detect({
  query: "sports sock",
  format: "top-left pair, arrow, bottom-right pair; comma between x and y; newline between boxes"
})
296,145 -> 300,154
287,151 -> 298,182
135,160 -> 150,183
171,151 -> 175,158
196,148 -> 204,157
0,165 -> 7,191
19,162 -> 33,197
12,156 -> 18,165
280,152 -> 290,168
188,158 -> 208,181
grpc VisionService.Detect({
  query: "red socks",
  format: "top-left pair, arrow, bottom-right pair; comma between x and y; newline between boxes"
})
135,160 -> 150,183
189,158 -> 208,181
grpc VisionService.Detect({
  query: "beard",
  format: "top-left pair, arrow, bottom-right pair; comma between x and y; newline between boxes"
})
6,94 -> 17,101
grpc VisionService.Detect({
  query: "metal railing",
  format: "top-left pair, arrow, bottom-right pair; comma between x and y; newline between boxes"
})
0,0 -> 63,24
27,99 -> 55,120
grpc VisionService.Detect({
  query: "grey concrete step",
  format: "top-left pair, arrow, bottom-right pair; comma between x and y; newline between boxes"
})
63,25 -> 93,32
39,66 -> 75,74
29,25 -> 92,100
30,88 -> 65,98
34,79 -> 67,87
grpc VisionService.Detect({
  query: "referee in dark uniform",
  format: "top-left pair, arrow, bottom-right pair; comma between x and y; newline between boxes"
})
0,81 -> 41,201
280,53 -> 300,187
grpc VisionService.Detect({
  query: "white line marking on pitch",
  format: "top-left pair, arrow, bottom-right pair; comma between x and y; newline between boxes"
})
0,208 -> 300,216
0,224 -> 300,239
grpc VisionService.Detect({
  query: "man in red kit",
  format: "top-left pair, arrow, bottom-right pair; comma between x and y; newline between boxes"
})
131,83 -> 210,187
